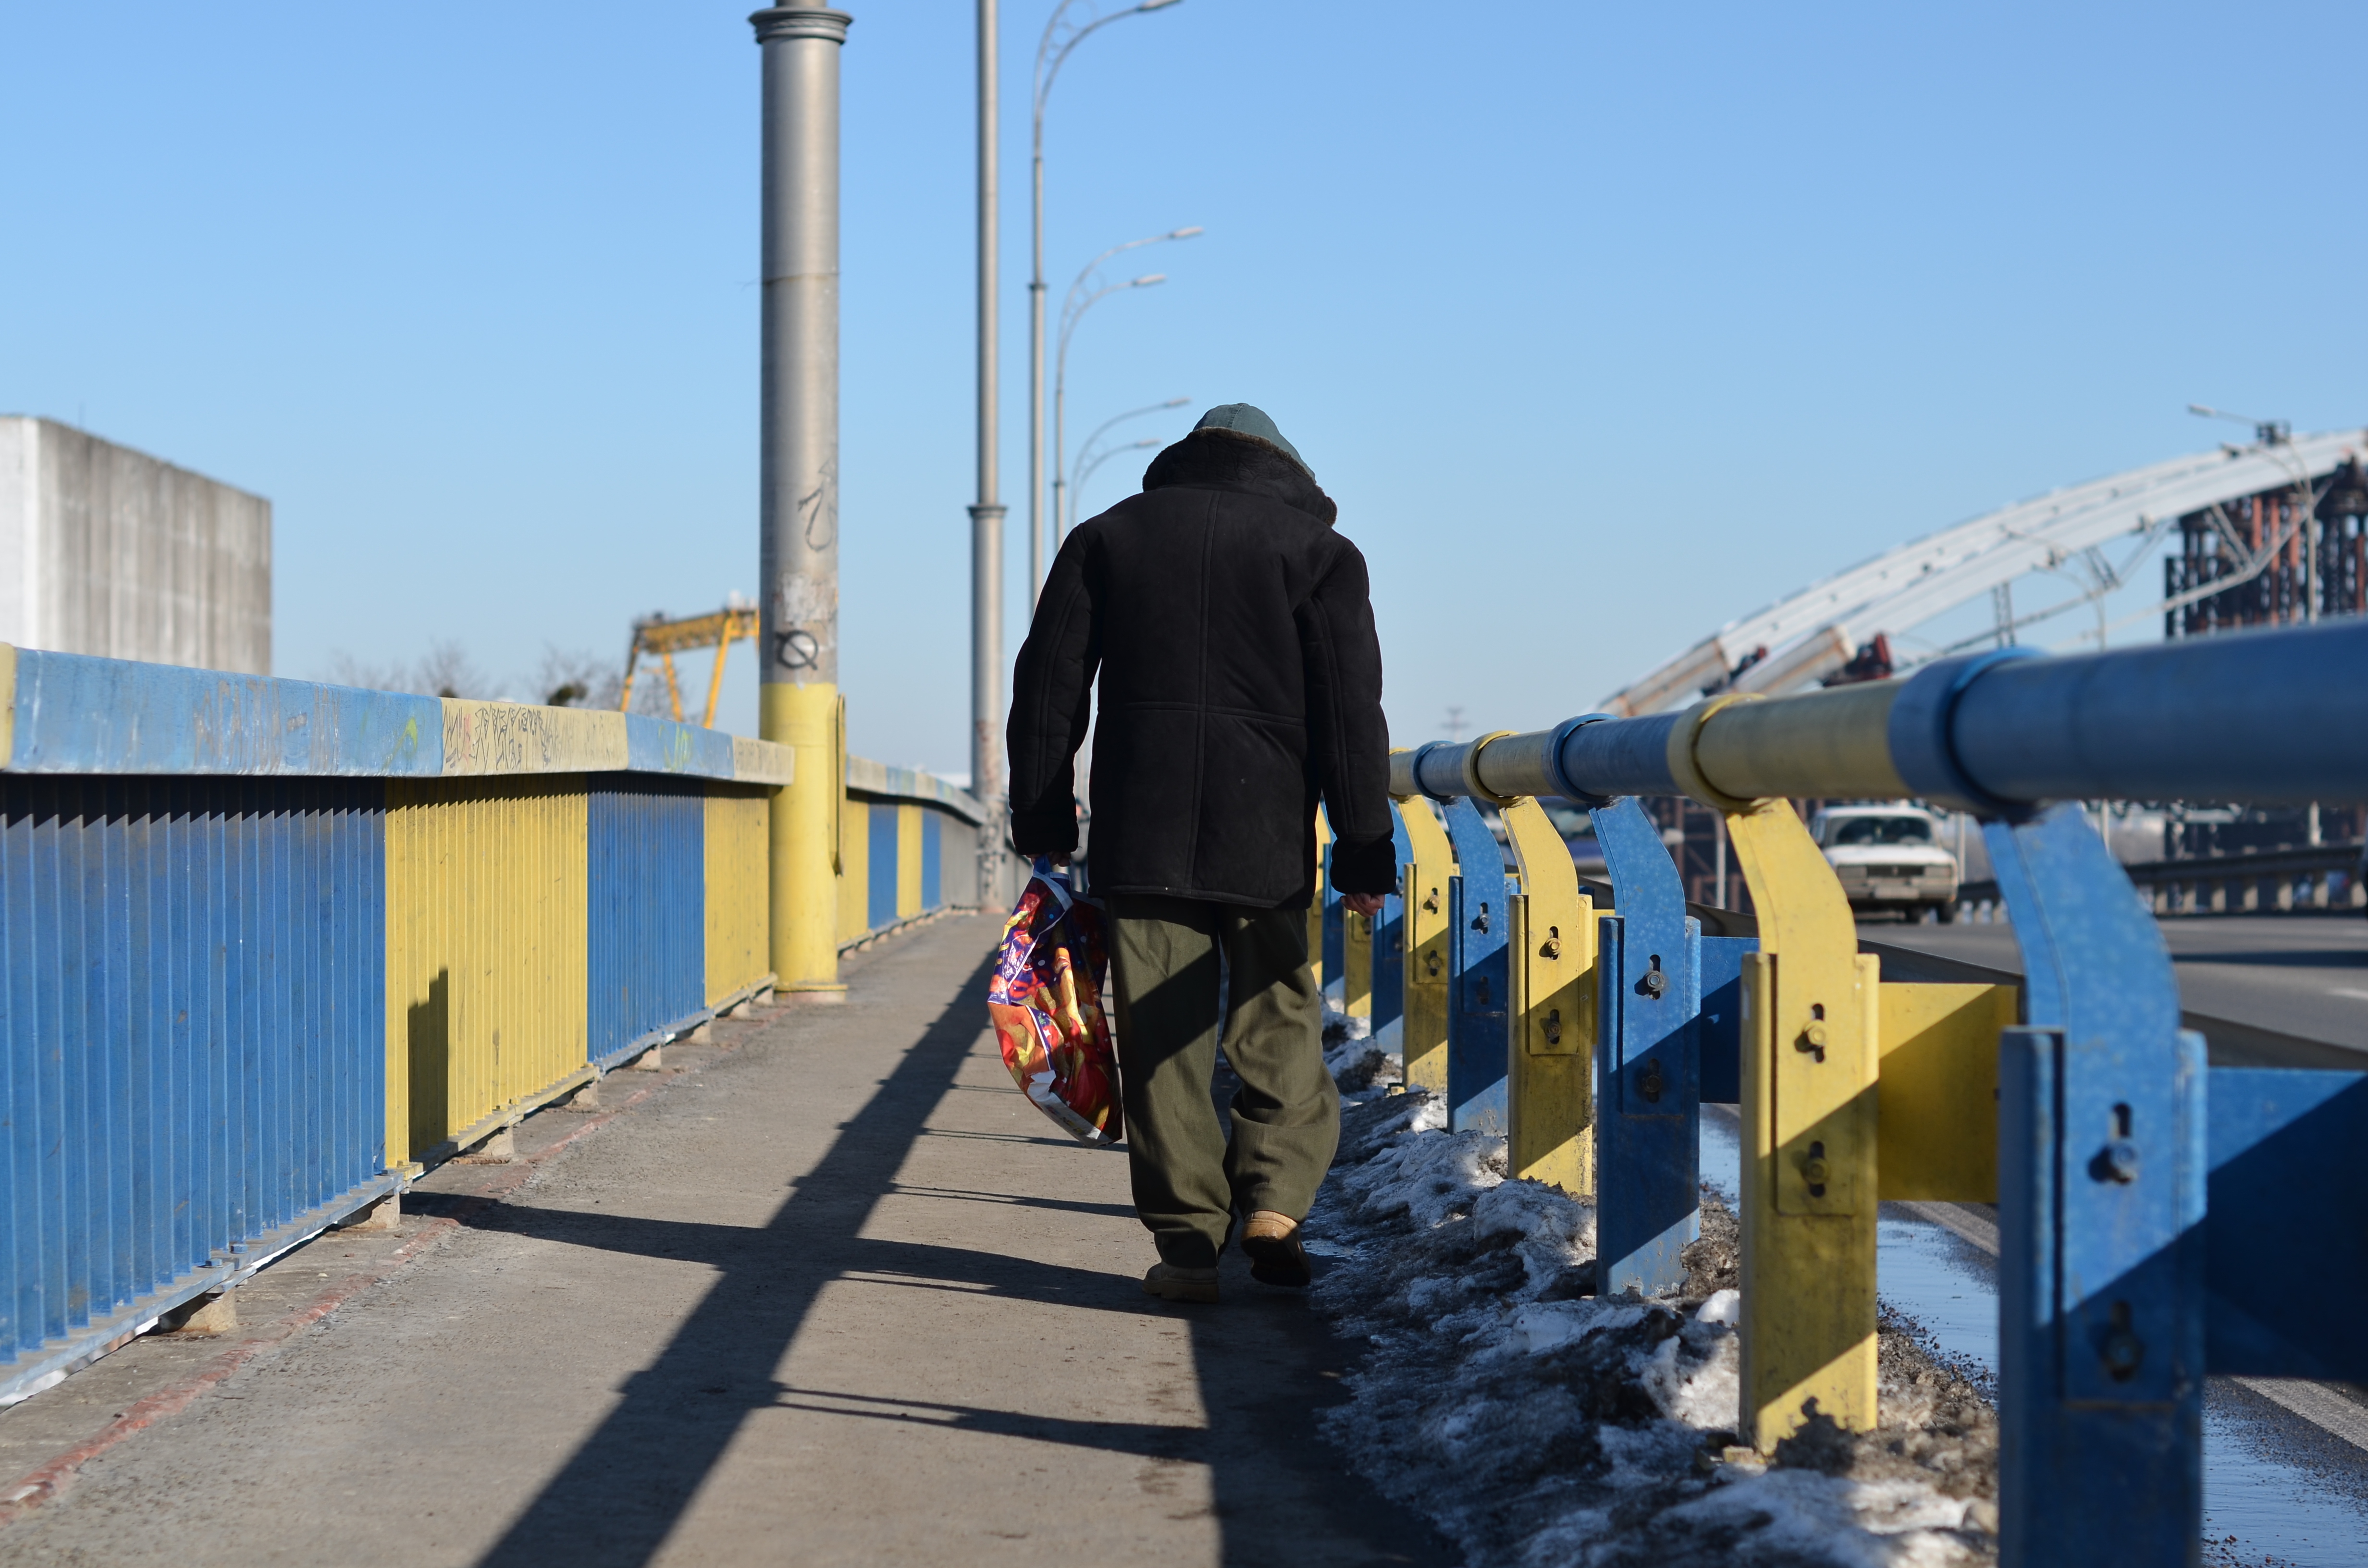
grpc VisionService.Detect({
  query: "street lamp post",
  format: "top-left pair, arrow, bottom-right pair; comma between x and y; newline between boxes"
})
1051,229 -> 1198,544
970,0 -> 1006,903
750,5 -> 852,999
1029,0 -> 1184,601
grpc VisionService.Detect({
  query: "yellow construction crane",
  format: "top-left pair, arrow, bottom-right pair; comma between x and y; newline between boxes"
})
619,604 -> 758,728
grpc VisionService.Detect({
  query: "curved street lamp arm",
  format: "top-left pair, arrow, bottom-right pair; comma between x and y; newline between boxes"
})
1071,438 -> 1163,521
1074,397 -> 1191,478
1035,4 -> 1139,144
1061,226 -> 1203,323
1058,276 -> 1161,362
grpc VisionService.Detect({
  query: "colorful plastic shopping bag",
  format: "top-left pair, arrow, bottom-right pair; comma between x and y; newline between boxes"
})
988,859 -> 1122,1145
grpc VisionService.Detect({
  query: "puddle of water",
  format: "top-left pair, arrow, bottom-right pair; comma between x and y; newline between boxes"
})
1875,1215 -> 1998,1389
2201,1399 -> 2368,1567
1701,1110 -> 1739,1204
1694,1112 -> 2368,1565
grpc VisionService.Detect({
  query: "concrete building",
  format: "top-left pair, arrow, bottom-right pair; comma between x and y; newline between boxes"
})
0,416 -> 270,674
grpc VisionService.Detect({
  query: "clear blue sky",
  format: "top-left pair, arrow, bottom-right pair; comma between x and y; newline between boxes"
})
5,2 -> 2362,774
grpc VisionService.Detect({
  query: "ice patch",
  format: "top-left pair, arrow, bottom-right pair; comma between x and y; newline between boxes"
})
1697,1287 -> 1742,1325
1507,1300 -> 1648,1356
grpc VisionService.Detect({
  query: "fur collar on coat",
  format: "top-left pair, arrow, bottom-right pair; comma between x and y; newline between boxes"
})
1140,427 -> 1338,526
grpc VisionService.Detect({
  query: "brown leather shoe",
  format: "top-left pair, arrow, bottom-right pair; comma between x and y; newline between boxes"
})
1141,1262 -> 1221,1304
1241,1210 -> 1312,1288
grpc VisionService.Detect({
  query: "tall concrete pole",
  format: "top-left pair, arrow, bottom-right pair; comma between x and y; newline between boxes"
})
970,0 -> 1008,904
1027,100 -> 1046,604
751,5 -> 851,999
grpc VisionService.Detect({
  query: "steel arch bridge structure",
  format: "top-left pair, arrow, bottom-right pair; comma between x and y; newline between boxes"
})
1603,427 -> 2368,717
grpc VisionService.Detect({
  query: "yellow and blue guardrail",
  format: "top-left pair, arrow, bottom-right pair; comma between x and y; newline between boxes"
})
1377,616 -> 2368,1568
0,643 -> 976,1406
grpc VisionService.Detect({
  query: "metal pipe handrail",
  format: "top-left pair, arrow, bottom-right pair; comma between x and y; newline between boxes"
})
1392,617 -> 2368,812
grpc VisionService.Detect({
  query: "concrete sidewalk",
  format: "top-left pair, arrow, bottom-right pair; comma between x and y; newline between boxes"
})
0,913 -> 1449,1567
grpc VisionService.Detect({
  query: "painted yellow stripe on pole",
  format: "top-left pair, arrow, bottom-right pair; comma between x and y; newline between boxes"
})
1692,681 -> 1906,804
764,683 -> 843,995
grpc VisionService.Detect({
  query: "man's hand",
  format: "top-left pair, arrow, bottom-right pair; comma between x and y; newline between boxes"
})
1342,892 -> 1385,919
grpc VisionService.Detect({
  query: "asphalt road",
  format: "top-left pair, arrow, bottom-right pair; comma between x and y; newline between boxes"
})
1864,913 -> 2368,1060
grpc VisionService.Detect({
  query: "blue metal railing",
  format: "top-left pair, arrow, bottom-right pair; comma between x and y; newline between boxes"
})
1387,616 -> 2368,1567
1,774 -> 391,1401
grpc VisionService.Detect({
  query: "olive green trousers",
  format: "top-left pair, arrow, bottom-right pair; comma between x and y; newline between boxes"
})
1107,895 -> 1340,1269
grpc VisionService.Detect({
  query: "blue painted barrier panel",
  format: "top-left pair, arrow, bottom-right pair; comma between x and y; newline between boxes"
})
2206,1067 -> 2368,1380
587,780 -> 706,1067
869,808 -> 899,930
1591,797 -> 1702,1296
1697,935 -> 1754,1104
1,776 -> 387,1385
1442,798 -> 1512,1135
1992,805 -> 2204,1568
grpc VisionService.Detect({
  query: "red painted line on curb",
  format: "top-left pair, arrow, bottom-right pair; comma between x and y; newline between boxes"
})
0,1066 -> 681,1525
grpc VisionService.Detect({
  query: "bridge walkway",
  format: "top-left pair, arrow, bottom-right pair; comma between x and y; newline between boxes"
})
0,914 -> 1446,1567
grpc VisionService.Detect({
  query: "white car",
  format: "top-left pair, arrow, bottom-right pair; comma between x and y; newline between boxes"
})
1811,805 -> 1960,923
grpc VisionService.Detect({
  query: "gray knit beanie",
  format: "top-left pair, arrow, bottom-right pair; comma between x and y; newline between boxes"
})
1193,404 -> 1312,479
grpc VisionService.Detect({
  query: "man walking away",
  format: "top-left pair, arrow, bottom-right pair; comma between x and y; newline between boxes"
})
1007,404 -> 1395,1304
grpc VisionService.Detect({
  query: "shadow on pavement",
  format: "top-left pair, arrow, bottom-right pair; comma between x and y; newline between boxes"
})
469,941 -> 1450,1568
470,948 -> 1000,1568
1178,1057 -> 1459,1568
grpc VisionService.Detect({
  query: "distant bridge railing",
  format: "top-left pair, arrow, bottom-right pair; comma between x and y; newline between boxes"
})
0,644 -> 977,1407
1343,617 -> 2367,1568
1958,839 -> 2365,919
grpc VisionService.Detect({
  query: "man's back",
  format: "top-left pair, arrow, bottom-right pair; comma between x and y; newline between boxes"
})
1007,412 -> 1394,908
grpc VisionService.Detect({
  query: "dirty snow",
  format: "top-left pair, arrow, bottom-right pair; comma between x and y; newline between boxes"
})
1324,1005 -> 1400,1093
1305,1088 -> 1999,1567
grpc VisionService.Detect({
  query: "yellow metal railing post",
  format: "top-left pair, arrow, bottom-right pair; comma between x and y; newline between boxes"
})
1344,909 -> 1372,1025
1309,808 -> 1331,992
1394,791 -> 1455,1096
1671,695 -> 1876,1449
1501,795 -> 1601,1193
1875,982 -> 2016,1200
